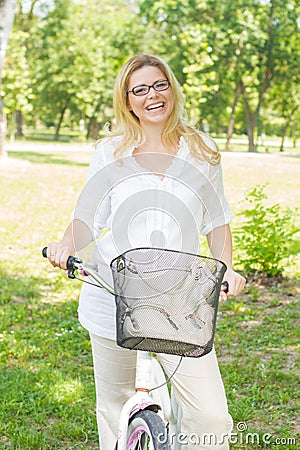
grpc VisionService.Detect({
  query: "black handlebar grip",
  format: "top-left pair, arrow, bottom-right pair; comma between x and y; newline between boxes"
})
221,281 -> 229,293
42,247 -> 48,258
67,256 -> 79,279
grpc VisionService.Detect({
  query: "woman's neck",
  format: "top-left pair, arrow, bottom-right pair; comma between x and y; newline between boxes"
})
135,126 -> 177,155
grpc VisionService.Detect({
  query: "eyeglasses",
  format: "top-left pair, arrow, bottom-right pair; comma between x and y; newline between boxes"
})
127,80 -> 170,96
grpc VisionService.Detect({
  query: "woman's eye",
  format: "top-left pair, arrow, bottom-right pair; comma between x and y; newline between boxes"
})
155,81 -> 169,90
134,86 -> 147,95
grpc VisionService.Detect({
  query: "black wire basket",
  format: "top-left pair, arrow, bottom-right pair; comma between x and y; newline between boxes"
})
110,247 -> 227,357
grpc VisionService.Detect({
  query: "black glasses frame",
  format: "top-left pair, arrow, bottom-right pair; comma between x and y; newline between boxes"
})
127,79 -> 170,96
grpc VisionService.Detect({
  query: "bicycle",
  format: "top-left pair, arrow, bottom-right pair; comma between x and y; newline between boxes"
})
43,246 -> 228,450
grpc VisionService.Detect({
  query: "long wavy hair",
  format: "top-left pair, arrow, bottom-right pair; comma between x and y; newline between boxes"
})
107,54 -> 220,165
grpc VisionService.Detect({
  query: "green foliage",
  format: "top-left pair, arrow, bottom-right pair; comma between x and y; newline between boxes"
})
2,0 -> 300,145
139,0 -> 300,145
234,185 -> 299,276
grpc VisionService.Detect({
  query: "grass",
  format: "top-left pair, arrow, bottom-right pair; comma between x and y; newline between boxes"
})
8,127 -> 90,144
0,142 -> 299,449
215,136 -> 300,155
217,277 -> 299,448
10,128 -> 300,154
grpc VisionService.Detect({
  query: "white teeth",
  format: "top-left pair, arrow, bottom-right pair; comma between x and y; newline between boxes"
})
147,103 -> 164,111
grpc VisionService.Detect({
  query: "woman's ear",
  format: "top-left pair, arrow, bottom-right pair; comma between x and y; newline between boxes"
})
126,98 -> 132,112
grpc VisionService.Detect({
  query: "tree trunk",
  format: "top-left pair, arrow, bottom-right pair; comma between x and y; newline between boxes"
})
0,99 -> 7,159
87,117 -> 101,140
225,81 -> 241,151
291,122 -> 298,148
240,81 -> 256,152
54,105 -> 67,141
280,104 -> 299,152
14,110 -> 23,137
247,121 -> 256,153
255,1 -> 275,151
0,0 -> 17,158
280,123 -> 288,152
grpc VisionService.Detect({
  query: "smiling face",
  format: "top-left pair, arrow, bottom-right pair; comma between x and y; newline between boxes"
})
126,66 -> 175,130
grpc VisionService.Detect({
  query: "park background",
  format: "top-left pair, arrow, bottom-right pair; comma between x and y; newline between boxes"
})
0,0 -> 299,449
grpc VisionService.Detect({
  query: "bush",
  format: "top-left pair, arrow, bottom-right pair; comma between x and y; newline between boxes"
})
233,185 -> 299,276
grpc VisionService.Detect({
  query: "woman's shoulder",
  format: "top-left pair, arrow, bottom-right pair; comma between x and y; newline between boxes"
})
93,136 -> 124,162
95,135 -> 123,152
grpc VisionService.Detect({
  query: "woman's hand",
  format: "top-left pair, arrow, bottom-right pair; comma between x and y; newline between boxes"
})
221,268 -> 246,299
46,242 -> 74,270
46,223 -> 77,269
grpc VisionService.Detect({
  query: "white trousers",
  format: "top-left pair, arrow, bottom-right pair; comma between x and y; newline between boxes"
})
90,333 -> 233,450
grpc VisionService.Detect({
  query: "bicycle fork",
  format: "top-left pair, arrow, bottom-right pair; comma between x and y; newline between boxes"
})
117,351 -> 181,450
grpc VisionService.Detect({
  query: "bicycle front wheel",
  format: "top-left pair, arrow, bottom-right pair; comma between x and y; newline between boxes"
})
126,409 -> 170,450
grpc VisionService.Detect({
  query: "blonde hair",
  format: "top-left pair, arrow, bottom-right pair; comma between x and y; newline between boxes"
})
106,54 -> 220,165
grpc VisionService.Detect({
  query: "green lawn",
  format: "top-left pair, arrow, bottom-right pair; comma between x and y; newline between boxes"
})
0,142 -> 299,449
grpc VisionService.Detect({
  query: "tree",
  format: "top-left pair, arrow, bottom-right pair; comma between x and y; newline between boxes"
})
28,0 -> 141,139
0,0 -> 17,158
220,0 -> 300,152
138,0 -> 300,152
269,80 -> 300,152
3,0 -> 299,146
2,1 -> 50,139
1,29 -> 33,138
266,0 -> 300,151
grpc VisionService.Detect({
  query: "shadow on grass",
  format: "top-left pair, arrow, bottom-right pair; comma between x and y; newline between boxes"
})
0,364 -> 98,448
0,264 -> 45,307
23,135 -> 76,143
0,263 -> 97,447
275,152 -> 300,158
8,151 -> 89,167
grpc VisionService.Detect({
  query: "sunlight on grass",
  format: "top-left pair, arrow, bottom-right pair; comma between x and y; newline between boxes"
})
49,378 -> 84,403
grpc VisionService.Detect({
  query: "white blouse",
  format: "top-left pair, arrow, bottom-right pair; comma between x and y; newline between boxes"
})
75,135 -> 232,339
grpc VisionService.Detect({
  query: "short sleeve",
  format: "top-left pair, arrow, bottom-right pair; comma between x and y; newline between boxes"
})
73,140 -> 112,238
199,162 -> 232,236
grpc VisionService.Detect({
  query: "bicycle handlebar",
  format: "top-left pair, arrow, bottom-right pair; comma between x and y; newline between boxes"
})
42,247 -> 115,293
42,247 -> 82,279
42,247 -> 229,294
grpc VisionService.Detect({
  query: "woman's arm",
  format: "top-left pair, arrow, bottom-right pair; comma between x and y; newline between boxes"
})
46,219 -> 93,269
206,224 -> 246,297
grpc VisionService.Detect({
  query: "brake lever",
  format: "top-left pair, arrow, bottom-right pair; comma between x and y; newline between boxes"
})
66,256 -> 82,279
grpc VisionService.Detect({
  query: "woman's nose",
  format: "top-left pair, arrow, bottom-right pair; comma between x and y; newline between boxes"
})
147,87 -> 158,98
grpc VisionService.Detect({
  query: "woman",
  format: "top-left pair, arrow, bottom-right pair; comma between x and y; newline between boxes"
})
46,54 -> 246,449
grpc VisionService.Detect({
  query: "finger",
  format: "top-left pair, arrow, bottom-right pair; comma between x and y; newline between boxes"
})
53,252 -> 61,267
47,246 -> 54,260
219,291 -> 227,302
60,248 -> 72,270
48,246 -> 59,267
226,283 -> 236,297
230,280 -> 246,296
47,247 -> 55,264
